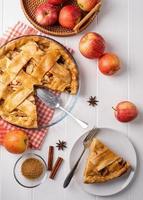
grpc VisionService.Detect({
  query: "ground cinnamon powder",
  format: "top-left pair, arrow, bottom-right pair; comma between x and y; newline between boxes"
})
21,158 -> 44,179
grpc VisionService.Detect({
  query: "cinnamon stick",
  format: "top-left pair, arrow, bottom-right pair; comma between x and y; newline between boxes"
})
49,157 -> 64,179
73,1 -> 102,32
48,146 -> 54,171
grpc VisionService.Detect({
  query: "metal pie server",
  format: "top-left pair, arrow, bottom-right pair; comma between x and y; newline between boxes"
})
36,88 -> 88,129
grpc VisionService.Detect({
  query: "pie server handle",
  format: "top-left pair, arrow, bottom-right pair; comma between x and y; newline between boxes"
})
58,106 -> 88,129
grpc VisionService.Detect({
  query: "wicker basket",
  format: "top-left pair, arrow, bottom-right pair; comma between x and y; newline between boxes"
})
21,0 -> 101,37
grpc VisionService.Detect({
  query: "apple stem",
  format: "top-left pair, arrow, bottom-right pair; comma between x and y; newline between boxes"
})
112,107 -> 117,111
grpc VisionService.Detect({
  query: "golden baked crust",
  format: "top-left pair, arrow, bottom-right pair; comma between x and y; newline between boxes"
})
84,138 -> 131,183
0,36 -> 78,128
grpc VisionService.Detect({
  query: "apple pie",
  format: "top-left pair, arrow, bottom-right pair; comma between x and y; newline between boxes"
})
0,36 -> 78,128
84,138 -> 130,183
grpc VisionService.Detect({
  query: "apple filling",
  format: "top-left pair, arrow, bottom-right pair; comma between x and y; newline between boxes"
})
25,59 -> 37,75
6,49 -> 21,60
0,98 -> 4,105
38,43 -> 50,52
41,72 -> 53,84
10,108 -> 27,118
9,79 -> 22,91
0,69 -> 3,75
27,94 -> 36,105
57,55 -> 65,65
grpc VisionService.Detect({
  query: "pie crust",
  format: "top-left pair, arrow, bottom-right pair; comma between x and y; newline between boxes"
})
0,36 -> 78,128
84,138 -> 131,183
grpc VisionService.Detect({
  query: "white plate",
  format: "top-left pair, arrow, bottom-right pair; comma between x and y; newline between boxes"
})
70,128 -> 137,196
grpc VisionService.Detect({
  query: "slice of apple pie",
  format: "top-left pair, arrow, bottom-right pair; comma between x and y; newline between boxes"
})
84,138 -> 130,183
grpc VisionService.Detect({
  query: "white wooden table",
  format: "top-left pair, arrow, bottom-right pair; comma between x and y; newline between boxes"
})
0,0 -> 143,199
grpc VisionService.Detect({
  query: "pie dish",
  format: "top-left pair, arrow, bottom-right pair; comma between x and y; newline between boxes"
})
84,138 -> 131,184
0,36 -> 78,128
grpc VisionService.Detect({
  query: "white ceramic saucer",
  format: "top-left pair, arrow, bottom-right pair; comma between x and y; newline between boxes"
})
69,128 -> 137,196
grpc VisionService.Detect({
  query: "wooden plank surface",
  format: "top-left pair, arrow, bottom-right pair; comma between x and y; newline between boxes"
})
0,0 -> 143,199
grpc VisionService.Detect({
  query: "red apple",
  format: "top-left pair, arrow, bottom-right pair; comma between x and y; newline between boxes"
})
98,53 -> 120,75
59,5 -> 81,29
113,101 -> 138,122
35,3 -> 58,26
79,32 -> 105,59
48,0 -> 66,5
3,130 -> 29,154
77,0 -> 100,12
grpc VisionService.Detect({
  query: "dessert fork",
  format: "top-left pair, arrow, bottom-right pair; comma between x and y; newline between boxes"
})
36,88 -> 88,129
63,128 -> 99,188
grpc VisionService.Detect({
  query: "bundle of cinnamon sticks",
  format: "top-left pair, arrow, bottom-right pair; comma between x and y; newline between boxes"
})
74,1 -> 102,33
48,146 -> 64,180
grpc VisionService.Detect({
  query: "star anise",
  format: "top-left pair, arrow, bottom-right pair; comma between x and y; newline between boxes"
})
56,140 -> 67,151
87,96 -> 99,107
